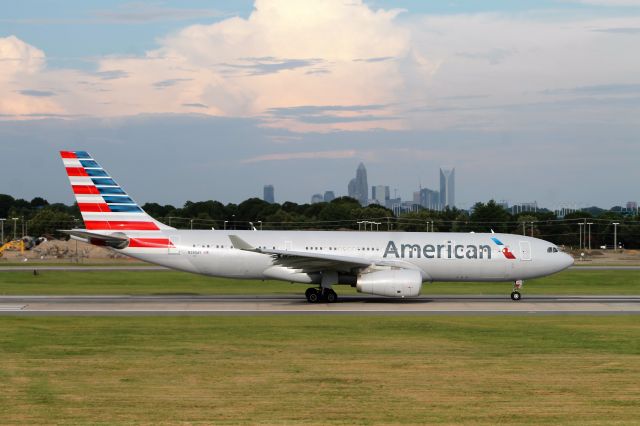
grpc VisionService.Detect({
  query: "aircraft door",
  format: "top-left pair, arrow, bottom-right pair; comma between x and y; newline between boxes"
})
519,241 -> 532,261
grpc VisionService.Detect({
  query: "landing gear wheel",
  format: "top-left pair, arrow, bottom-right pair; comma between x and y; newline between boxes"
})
325,289 -> 338,303
305,288 -> 321,303
511,291 -> 521,301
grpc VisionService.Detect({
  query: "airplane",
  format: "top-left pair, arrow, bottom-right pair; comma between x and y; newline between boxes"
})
60,151 -> 574,303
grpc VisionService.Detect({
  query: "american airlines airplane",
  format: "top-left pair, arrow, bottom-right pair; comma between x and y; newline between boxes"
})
60,151 -> 573,302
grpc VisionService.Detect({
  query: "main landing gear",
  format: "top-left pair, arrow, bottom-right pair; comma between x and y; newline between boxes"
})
305,287 -> 338,303
511,280 -> 524,301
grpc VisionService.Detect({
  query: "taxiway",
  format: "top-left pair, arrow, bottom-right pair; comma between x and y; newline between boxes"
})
0,294 -> 638,316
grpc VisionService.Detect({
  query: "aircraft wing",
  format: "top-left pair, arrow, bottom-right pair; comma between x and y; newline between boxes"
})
228,235 -> 416,273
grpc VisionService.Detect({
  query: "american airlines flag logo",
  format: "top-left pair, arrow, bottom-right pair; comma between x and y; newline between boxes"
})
491,237 -> 517,260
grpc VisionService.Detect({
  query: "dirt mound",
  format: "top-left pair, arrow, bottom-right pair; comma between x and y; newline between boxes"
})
1,239 -> 126,261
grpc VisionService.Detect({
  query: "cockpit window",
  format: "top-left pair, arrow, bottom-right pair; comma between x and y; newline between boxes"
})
547,247 -> 559,253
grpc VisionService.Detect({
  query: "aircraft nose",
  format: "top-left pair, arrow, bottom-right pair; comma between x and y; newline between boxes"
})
561,252 -> 574,269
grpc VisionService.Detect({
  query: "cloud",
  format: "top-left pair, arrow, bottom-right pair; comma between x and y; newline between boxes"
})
0,0 -> 423,130
1,1 -> 639,136
93,4 -> 225,23
541,83 -> 640,95
591,26 -> 640,33
0,35 -> 45,75
95,70 -> 129,80
18,89 -> 56,97
267,104 -> 388,116
354,56 -> 395,62
219,57 -> 324,76
564,0 -> 640,5
455,48 -> 516,65
241,149 -> 357,163
182,103 -> 208,109
0,36 -> 64,117
153,78 -> 192,89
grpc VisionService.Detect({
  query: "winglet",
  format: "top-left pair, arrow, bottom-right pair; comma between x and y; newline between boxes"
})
229,235 -> 259,252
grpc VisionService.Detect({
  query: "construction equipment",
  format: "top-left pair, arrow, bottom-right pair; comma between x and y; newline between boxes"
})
0,240 -> 25,257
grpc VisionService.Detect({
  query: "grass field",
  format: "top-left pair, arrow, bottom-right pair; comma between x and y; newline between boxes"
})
0,269 -> 639,296
0,315 -> 638,424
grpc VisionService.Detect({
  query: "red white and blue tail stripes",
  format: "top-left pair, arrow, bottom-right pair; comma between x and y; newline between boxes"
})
60,151 -> 174,233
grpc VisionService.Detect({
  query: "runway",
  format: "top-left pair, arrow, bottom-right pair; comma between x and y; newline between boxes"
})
1,265 -> 640,272
1,294 -> 639,316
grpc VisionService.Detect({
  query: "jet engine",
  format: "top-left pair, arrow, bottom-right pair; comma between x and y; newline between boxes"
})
356,269 -> 422,297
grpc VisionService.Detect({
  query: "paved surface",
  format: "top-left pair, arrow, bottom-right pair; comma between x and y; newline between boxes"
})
0,294 -> 638,316
1,265 -> 640,272
0,265 -> 167,271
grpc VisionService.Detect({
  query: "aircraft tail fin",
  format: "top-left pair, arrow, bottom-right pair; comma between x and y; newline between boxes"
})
60,151 -> 175,232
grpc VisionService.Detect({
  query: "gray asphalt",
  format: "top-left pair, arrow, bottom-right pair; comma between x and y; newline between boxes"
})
0,265 -> 168,271
1,265 -> 640,272
1,294 -> 638,316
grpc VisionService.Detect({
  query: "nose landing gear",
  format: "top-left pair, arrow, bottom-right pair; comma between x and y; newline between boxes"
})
511,280 -> 523,301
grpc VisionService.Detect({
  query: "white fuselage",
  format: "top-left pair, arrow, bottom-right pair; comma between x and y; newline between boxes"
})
114,230 -> 574,284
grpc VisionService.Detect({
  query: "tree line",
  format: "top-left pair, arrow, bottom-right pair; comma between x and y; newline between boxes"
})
1,194 -> 638,249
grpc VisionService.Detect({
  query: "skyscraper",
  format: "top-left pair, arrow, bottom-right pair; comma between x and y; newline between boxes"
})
371,185 -> 390,205
439,167 -> 455,208
311,193 -> 324,204
419,188 -> 440,211
324,191 -> 336,202
348,163 -> 369,206
263,185 -> 274,203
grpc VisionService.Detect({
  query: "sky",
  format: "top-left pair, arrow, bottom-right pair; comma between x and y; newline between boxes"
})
1,0 -> 639,210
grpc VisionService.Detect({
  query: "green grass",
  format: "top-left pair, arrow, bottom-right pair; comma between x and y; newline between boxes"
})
0,269 -> 639,295
0,316 -> 638,424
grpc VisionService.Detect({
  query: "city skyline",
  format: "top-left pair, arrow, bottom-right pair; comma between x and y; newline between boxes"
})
266,162 -> 638,213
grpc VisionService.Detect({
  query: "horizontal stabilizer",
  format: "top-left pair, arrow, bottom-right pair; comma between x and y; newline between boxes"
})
61,229 -> 129,249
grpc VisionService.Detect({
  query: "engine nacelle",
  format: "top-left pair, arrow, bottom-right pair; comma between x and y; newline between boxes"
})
356,269 -> 423,298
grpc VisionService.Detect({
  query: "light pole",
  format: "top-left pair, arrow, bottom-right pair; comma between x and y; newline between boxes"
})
578,223 -> 584,249
224,220 -> 228,230
522,221 -> 526,236
0,218 -> 5,244
12,217 -> 19,240
530,221 -> 534,237
586,222 -> 593,250
258,221 -> 263,231
190,219 -> 194,230
613,222 -> 619,251
73,218 -> 79,263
